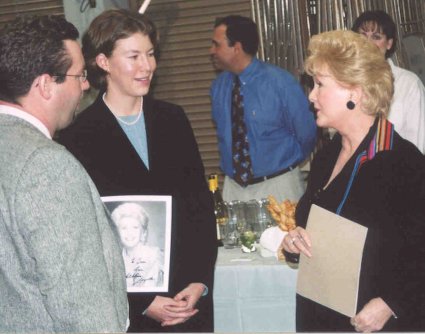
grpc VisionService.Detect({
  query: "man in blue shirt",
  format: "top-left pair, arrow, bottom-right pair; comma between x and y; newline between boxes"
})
209,15 -> 317,202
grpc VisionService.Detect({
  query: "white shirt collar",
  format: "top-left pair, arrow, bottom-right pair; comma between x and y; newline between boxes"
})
0,104 -> 51,139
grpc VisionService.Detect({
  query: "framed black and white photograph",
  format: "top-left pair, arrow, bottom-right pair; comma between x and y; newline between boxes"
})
102,195 -> 172,293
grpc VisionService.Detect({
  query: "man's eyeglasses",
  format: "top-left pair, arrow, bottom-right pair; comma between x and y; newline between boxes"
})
53,69 -> 88,83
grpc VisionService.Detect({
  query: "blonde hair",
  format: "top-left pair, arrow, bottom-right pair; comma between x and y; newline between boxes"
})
111,202 -> 149,243
304,30 -> 393,117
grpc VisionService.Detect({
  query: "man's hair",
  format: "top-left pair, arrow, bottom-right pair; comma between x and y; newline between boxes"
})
352,10 -> 397,58
214,15 -> 259,56
0,15 -> 79,103
82,9 -> 158,90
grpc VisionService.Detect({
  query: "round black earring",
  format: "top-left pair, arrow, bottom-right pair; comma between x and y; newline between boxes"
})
346,100 -> 355,110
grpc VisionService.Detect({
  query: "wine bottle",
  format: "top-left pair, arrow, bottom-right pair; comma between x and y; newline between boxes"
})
208,173 -> 228,247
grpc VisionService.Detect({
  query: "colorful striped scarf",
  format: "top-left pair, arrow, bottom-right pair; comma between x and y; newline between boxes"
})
336,117 -> 394,214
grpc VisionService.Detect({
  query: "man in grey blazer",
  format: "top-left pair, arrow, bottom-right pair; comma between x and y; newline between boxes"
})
0,15 -> 128,332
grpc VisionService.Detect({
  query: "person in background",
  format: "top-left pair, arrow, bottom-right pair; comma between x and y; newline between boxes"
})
353,10 -> 425,153
282,30 -> 425,332
209,15 -> 317,203
111,202 -> 164,288
57,9 -> 217,332
0,15 -> 128,332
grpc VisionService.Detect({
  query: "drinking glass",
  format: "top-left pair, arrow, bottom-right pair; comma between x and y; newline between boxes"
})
244,199 -> 259,232
228,200 -> 247,239
223,217 -> 238,248
258,198 -> 274,228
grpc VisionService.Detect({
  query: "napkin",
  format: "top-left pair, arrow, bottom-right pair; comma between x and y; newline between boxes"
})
259,226 -> 287,258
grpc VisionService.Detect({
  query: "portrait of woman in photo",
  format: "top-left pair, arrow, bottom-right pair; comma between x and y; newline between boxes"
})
111,202 -> 164,289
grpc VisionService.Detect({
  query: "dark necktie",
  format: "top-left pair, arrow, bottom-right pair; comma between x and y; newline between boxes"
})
231,76 -> 253,187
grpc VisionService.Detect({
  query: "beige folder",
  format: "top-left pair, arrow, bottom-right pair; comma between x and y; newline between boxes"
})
296,204 -> 368,317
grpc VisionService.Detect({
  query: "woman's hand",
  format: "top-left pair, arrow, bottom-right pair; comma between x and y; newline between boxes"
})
172,283 -> 205,308
350,297 -> 394,332
160,283 -> 205,326
145,295 -> 196,326
281,226 -> 312,257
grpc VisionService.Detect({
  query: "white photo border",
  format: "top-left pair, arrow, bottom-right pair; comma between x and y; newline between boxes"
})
102,195 -> 172,293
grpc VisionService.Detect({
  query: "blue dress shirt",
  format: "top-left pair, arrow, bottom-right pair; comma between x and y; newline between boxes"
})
210,58 -> 317,179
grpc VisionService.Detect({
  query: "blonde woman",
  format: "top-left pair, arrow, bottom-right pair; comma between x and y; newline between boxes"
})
282,30 -> 425,332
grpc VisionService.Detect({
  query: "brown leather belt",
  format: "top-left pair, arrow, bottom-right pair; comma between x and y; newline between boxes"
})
248,165 -> 297,185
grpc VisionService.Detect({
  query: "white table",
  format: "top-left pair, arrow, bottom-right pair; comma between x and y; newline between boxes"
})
213,246 -> 298,333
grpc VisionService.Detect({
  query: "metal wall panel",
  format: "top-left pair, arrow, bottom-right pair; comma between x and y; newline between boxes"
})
311,0 -> 425,68
252,0 -> 311,79
0,1 -> 64,28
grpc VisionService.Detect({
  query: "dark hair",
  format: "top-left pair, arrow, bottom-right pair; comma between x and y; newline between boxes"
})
82,9 -> 158,90
0,15 -> 79,103
352,10 -> 397,58
214,15 -> 259,56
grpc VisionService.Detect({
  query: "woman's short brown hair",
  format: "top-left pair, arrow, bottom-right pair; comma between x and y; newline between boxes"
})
304,30 -> 393,117
82,9 -> 158,90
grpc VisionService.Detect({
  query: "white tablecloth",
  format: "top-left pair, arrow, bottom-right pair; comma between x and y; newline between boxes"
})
213,246 -> 298,333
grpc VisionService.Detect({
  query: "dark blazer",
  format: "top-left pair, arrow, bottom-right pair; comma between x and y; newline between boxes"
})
295,119 -> 425,332
57,93 -> 217,332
